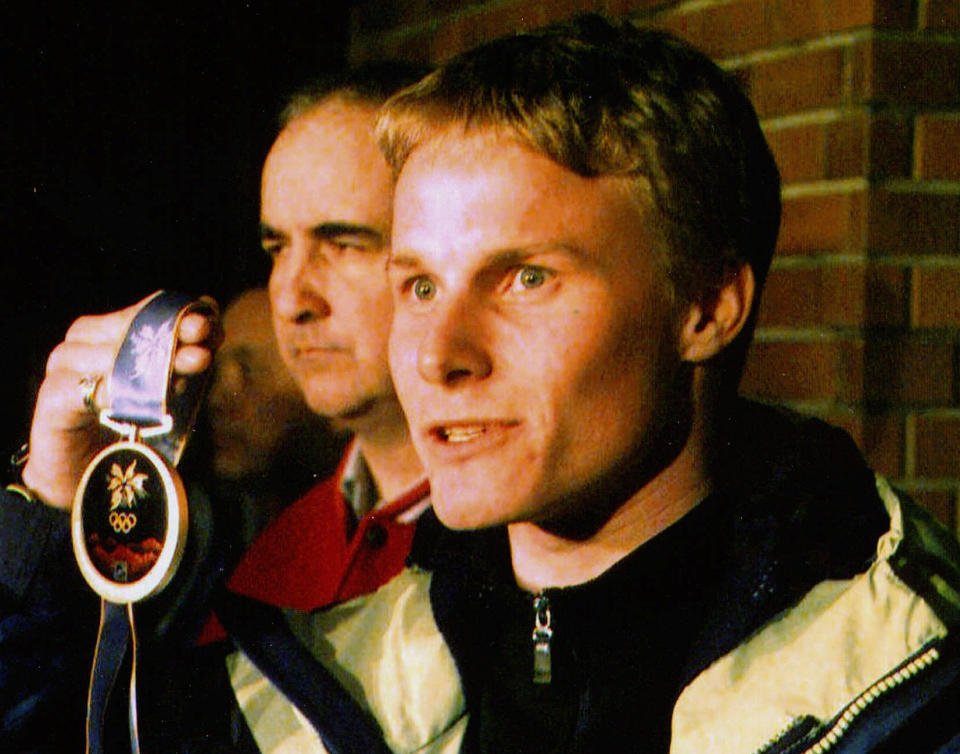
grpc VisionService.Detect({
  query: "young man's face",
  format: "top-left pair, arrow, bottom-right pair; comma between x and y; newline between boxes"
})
389,130 -> 689,530
261,99 -> 396,427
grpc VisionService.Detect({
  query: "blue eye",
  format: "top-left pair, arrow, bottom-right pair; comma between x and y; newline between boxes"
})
412,277 -> 436,301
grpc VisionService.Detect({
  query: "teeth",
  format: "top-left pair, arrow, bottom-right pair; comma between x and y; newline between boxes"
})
441,426 -> 486,443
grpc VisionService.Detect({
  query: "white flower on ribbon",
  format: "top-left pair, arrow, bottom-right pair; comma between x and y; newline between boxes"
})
130,320 -> 174,381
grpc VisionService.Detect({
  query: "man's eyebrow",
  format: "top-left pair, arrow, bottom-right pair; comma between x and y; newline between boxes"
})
258,222 -> 386,245
388,251 -> 422,270
259,223 -> 284,241
311,222 -> 386,244
389,243 -> 584,271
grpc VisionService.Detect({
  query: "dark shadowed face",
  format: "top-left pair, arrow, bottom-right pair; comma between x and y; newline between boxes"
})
262,99 -> 397,427
206,289 -> 312,480
389,130 -> 689,530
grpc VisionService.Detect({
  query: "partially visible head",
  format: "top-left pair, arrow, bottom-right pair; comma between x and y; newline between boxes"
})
380,16 -> 780,530
206,288 -> 316,480
277,62 -> 434,131
263,62 -> 431,429
379,14 -> 780,375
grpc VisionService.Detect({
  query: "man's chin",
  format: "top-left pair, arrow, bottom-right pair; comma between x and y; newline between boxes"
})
431,490 -> 515,531
334,397 -> 378,422
301,383 -> 375,423
213,461 -> 255,483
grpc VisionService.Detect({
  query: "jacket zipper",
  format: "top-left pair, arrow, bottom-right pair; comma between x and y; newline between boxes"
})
532,592 -> 553,684
795,644 -> 941,754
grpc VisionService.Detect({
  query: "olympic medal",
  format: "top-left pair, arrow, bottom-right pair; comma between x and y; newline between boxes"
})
72,440 -> 188,603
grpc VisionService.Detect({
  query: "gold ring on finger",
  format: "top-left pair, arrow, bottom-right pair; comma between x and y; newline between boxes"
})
78,374 -> 103,415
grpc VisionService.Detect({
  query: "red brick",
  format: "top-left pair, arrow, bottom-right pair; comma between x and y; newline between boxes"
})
921,0 -> 960,31
913,414 -> 960,477
747,47 -> 844,117
867,191 -> 960,257
601,0 -> 666,17
429,12 -> 485,60
758,266 -> 828,327
912,267 -> 960,328
765,123 -> 829,184
653,0 -> 913,53
480,1 -> 549,40
766,119 -> 868,183
351,0 -> 476,32
824,117 -> 872,179
652,1 -> 767,59
903,488 -> 958,531
867,117 -> 913,179
402,0 -> 478,29
758,264 -> 893,327
536,0 -> 611,27
766,116 -> 910,184
827,409 -> 904,477
915,114 -> 960,181
864,338 -> 955,404
855,38 -> 960,107
351,23 -> 438,64
867,0 -> 916,28
778,192 -> 867,255
767,0 -> 863,43
740,339 -> 864,401
864,263 -> 910,326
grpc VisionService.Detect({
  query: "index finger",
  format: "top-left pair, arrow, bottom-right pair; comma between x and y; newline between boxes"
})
64,293 -> 161,345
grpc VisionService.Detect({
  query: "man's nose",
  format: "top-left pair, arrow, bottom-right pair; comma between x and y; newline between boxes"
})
269,242 -> 333,324
416,296 -> 492,386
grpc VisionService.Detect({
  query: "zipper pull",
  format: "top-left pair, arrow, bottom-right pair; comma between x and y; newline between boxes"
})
532,593 -> 553,685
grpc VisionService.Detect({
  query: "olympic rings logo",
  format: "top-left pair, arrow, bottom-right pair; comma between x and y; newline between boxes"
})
109,510 -> 138,534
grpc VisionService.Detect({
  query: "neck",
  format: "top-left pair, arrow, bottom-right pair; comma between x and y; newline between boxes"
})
509,397 -> 717,592
350,399 -> 424,501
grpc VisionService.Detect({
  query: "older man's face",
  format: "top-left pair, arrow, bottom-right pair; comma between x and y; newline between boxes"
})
261,99 -> 396,426
388,130 -> 688,530
206,289 -> 310,480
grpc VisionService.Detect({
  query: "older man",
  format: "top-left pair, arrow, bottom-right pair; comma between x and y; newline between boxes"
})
0,63 -> 429,752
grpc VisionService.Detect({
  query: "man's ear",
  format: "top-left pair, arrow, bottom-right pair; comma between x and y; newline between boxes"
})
679,263 -> 755,363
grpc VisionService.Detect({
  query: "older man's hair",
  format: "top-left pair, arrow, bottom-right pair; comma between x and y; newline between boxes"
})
279,60 -> 432,129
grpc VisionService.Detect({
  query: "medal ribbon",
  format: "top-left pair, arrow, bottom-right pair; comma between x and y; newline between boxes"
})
75,291 -> 212,754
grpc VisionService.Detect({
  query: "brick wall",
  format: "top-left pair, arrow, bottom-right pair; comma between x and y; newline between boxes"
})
349,0 -> 960,536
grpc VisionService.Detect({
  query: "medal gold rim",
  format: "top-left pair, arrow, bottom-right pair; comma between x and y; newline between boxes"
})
71,440 -> 188,604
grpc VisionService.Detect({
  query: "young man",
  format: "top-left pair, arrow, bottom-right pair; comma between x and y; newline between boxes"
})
0,64 -> 429,751
253,15 -> 960,752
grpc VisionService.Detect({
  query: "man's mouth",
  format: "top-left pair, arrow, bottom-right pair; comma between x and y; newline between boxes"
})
288,343 -> 352,365
430,420 -> 520,446
436,425 -> 488,443
293,343 -> 348,355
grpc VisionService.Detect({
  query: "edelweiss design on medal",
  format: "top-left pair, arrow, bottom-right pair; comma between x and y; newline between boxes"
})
107,459 -> 148,533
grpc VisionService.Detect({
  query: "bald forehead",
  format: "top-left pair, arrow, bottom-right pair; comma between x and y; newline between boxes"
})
261,99 -> 393,235
273,97 -> 378,149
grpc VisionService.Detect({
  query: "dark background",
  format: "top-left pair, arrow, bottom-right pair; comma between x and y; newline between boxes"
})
1,2 -> 351,452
